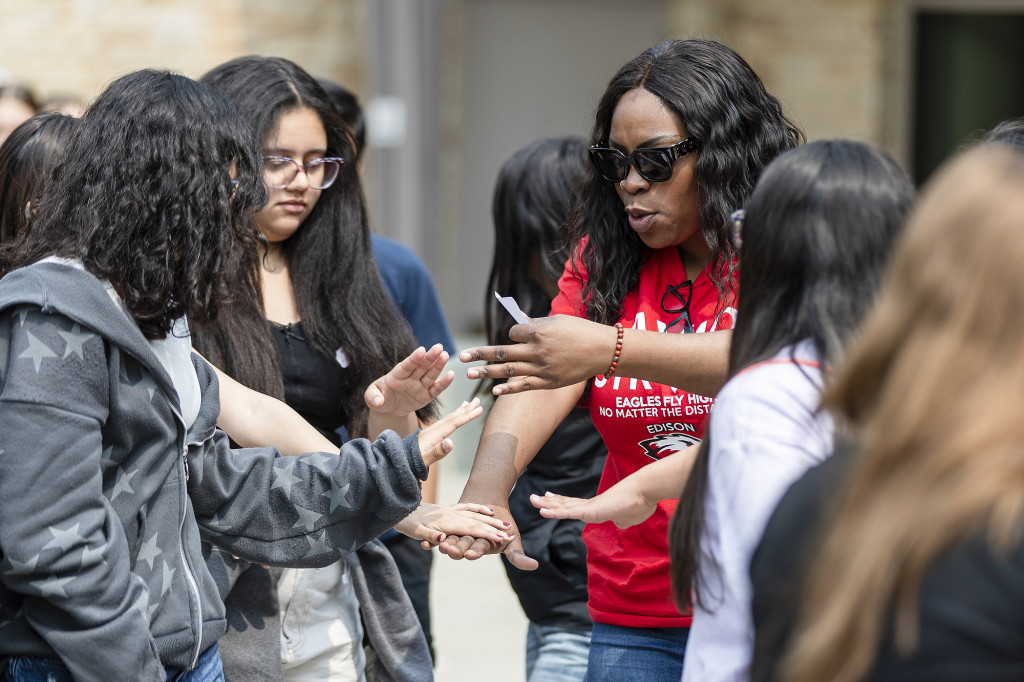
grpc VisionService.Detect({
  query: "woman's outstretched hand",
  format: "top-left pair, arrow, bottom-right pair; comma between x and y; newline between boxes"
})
459,316 -> 613,395
416,397 -> 483,467
530,477 -> 657,529
365,343 -> 455,416
437,502 -> 539,571
394,502 -> 516,549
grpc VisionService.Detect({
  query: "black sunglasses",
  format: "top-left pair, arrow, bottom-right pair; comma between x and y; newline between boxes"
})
661,280 -> 695,334
589,137 -> 700,184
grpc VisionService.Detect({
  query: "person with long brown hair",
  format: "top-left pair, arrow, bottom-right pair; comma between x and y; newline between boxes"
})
751,144 -> 1024,682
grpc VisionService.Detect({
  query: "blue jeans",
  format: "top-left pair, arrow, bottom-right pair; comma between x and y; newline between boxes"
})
165,644 -> 224,682
584,624 -> 688,682
2,644 -> 223,682
526,623 -> 592,682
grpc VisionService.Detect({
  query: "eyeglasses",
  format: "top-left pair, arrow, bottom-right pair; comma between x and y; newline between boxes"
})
731,209 -> 745,249
588,137 -> 700,184
661,280 -> 694,333
262,156 -> 344,190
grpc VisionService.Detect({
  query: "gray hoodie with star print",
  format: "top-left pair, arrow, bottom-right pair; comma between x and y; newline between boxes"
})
0,261 -> 427,681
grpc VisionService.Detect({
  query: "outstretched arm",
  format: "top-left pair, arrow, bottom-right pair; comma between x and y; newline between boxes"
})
531,443 -> 699,528
209,359 -> 338,454
461,315 -> 731,398
437,382 -> 585,570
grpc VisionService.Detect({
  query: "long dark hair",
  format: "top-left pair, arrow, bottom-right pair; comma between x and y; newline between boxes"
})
480,136 -> 588,395
196,56 -> 426,433
485,136 -> 587,336
0,112 -> 78,243
567,38 -> 803,324
0,70 -> 266,340
670,140 -> 916,609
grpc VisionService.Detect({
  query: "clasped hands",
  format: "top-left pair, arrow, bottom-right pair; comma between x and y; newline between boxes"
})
363,344 -> 518,548
436,475 -> 659,569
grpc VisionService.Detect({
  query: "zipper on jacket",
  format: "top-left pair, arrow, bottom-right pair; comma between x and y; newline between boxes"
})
279,568 -> 299,663
171,399 -> 203,670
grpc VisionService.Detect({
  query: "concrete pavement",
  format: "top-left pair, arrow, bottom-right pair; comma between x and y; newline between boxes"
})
429,336 -> 528,682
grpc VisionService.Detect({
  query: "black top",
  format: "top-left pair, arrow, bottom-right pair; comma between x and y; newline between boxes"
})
269,321 -> 355,446
502,406 -> 607,630
750,445 -> 1024,682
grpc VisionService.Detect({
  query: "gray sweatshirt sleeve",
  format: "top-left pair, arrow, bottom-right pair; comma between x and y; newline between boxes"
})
0,307 -> 165,681
186,358 -> 427,567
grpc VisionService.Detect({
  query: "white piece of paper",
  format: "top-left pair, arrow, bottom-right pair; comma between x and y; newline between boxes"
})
494,291 -> 530,325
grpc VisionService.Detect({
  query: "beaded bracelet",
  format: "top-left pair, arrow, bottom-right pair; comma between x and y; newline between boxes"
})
603,322 -> 624,379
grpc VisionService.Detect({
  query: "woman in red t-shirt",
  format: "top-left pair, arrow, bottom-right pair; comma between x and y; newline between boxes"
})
442,38 -> 802,681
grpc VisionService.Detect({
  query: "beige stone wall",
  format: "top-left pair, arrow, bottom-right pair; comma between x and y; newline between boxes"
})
669,0 -> 891,148
0,0 -> 367,104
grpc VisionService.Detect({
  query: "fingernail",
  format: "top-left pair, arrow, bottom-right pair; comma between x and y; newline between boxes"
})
461,400 -> 468,407
503,521 -> 511,527
437,534 -> 443,542
488,508 -> 495,513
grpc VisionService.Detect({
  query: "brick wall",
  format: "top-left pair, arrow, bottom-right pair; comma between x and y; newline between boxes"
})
0,0 -> 366,104
669,0 -> 890,146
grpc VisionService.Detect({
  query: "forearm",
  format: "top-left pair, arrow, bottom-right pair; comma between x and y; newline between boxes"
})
460,383 -> 584,502
422,462 -> 439,504
193,430 -> 426,567
210,361 -> 337,454
627,443 -> 700,503
367,410 -> 419,439
617,329 -> 732,397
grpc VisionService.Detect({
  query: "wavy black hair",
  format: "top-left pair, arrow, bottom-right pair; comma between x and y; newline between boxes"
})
479,136 -> 588,395
567,38 -> 804,323
1,70 -> 266,340
669,140 -> 917,609
486,136 -> 587,338
197,56 -> 427,433
0,112 -> 78,243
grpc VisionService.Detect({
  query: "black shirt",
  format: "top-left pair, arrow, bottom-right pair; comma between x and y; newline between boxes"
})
269,321 -> 355,446
502,406 -> 607,630
750,446 -> 1024,682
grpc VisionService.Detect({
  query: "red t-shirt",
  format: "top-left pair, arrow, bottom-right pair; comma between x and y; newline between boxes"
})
550,246 -> 737,628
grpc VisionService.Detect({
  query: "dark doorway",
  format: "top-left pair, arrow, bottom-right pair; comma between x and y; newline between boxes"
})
913,11 -> 1024,182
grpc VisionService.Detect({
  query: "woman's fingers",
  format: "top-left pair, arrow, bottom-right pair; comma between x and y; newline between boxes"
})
530,492 -> 586,519
459,344 -> 524,364
429,370 -> 457,399
364,381 -> 386,408
417,397 -> 483,465
420,437 -> 454,467
450,502 -> 496,516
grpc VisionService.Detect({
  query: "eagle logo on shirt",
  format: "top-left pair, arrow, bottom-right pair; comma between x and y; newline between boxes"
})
638,432 -> 701,461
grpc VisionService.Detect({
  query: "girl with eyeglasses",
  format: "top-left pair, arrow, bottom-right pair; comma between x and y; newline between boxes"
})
194,56 -> 506,682
441,39 -> 801,680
